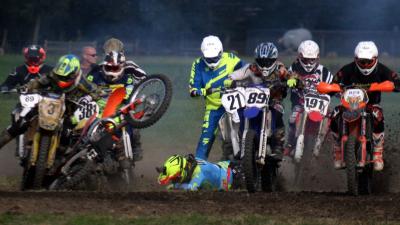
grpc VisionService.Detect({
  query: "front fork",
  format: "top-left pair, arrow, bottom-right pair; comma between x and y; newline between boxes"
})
240,108 -> 271,165
340,112 -> 368,167
31,131 -> 60,168
257,108 -> 271,165
294,112 -> 307,162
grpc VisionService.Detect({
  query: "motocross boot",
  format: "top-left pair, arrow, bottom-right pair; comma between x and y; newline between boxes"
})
131,129 -> 143,161
372,132 -> 384,171
0,129 -> 13,150
230,161 -> 245,189
272,128 -> 284,161
332,132 -> 345,169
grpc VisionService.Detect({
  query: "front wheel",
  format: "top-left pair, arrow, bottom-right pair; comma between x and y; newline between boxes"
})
242,130 -> 260,193
32,135 -> 51,189
126,74 -> 173,129
345,135 -> 359,196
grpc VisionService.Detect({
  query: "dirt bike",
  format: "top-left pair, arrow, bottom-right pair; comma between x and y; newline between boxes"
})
49,74 -> 172,190
218,87 -> 246,160
17,91 -> 66,190
291,85 -> 331,185
239,83 -> 283,193
317,80 -> 394,195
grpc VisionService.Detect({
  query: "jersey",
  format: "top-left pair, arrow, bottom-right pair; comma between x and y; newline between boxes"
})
189,52 -> 244,110
334,62 -> 400,104
86,61 -> 147,108
288,61 -> 333,106
229,62 -> 289,102
1,64 -> 53,91
173,158 -> 233,191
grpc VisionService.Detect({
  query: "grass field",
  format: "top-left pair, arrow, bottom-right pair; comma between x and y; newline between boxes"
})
1,54 -> 400,225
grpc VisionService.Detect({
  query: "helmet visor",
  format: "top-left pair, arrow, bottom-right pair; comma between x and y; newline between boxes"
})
27,56 -> 41,66
300,57 -> 317,65
255,58 -> 276,68
104,65 -> 123,73
356,58 -> 376,69
203,55 -> 222,64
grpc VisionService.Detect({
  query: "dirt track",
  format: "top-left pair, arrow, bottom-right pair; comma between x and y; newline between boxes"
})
0,191 -> 399,222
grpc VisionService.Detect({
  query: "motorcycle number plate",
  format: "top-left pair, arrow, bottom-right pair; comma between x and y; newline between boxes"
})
343,89 -> 366,103
304,93 -> 331,115
20,94 -> 41,108
245,87 -> 270,108
73,96 -> 99,122
221,87 -> 246,113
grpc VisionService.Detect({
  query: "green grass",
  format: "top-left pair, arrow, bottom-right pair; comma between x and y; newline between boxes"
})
1,54 -> 400,156
0,213 -> 397,225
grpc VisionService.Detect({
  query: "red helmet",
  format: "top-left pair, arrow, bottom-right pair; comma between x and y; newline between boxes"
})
23,45 -> 46,74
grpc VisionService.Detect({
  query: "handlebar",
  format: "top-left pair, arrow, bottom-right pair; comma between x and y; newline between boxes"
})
317,81 -> 394,94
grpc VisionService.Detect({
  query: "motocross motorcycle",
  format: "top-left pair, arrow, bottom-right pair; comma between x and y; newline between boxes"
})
317,80 -> 394,195
50,74 -> 172,190
290,78 -> 331,185
218,87 -> 246,160
17,91 -> 66,190
240,83 -> 283,193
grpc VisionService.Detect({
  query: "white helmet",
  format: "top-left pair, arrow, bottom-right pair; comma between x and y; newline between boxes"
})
201,35 -> 223,69
354,41 -> 378,76
298,40 -> 319,72
101,51 -> 126,82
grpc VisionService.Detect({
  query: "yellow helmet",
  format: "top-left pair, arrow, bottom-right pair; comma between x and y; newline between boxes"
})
157,155 -> 187,185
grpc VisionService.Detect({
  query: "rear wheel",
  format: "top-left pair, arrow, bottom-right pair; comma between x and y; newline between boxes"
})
126,74 -> 173,129
243,130 -> 260,193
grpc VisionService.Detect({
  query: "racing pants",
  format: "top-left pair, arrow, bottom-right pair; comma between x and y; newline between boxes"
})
195,107 -> 225,160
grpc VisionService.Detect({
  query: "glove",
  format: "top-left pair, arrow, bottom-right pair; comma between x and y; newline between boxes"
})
190,90 -> 202,97
287,78 -> 297,88
224,79 -> 233,88
205,87 -> 220,95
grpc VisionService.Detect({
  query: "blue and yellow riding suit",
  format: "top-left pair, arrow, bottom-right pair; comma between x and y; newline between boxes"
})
172,158 -> 234,191
189,52 -> 244,159
86,61 -> 147,161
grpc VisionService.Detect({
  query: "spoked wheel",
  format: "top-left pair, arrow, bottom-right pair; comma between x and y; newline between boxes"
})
49,160 -> 93,190
345,135 -> 359,196
243,130 -> 261,193
126,74 -> 173,129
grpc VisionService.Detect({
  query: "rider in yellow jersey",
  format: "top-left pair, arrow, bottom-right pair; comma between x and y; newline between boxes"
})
189,35 -> 244,159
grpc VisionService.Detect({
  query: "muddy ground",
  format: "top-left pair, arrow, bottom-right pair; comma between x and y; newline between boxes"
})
0,113 -> 400,222
0,191 -> 399,222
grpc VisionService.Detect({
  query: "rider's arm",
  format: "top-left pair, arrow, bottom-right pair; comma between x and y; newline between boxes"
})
1,67 -> 21,91
379,64 -> 400,92
125,60 -> 147,80
189,59 -> 205,97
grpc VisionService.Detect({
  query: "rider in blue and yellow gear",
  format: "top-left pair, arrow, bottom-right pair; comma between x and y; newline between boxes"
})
157,154 -> 242,191
189,35 -> 244,160
86,50 -> 147,161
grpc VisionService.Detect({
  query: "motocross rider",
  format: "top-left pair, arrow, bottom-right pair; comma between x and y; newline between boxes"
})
86,50 -> 147,161
285,40 -> 333,156
1,45 -> 52,92
0,54 -> 99,150
157,154 -> 242,191
224,42 -> 289,160
189,35 -> 244,160
330,41 -> 400,171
